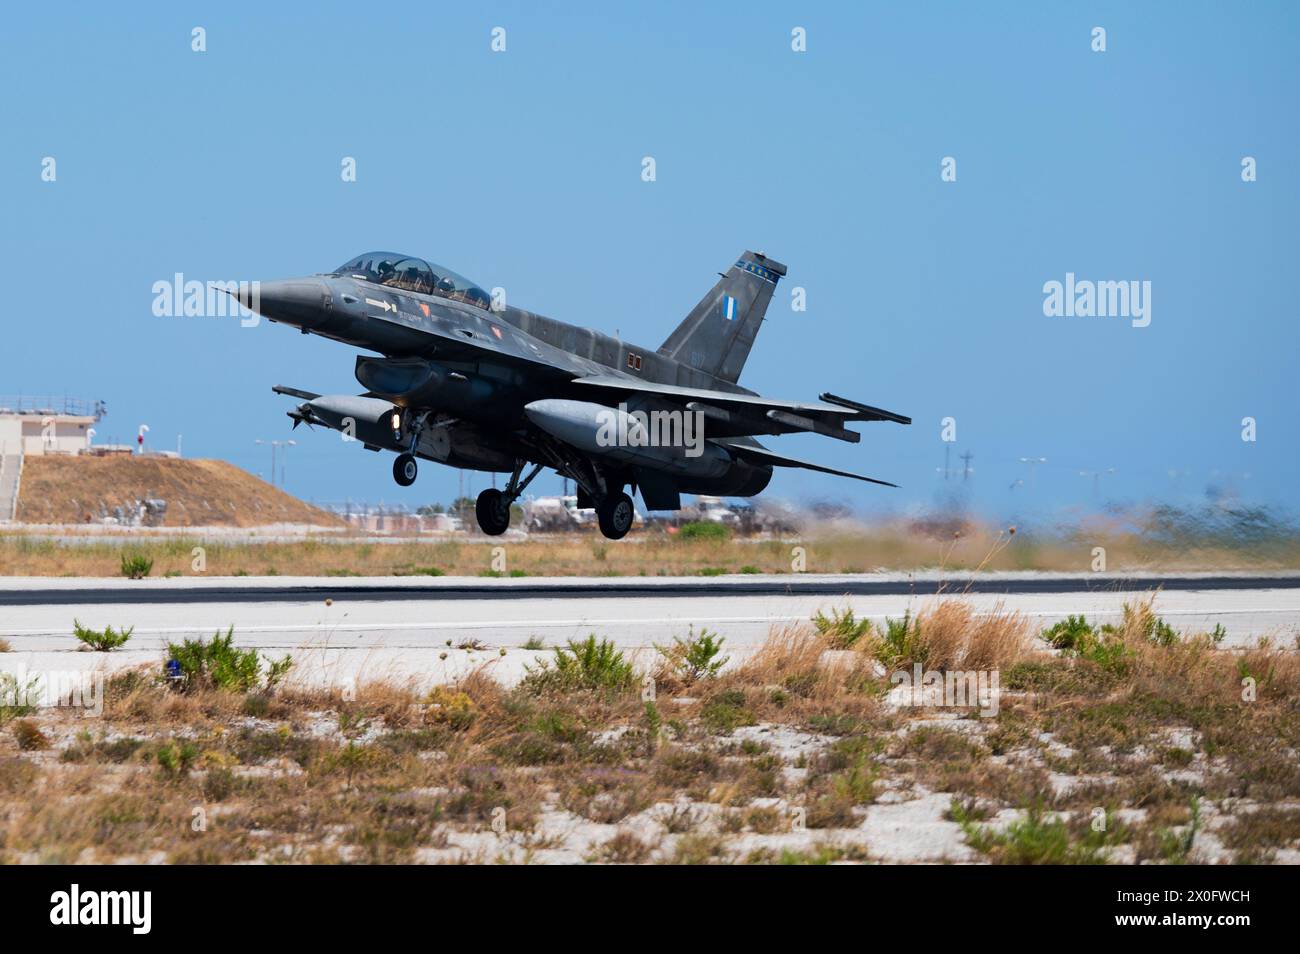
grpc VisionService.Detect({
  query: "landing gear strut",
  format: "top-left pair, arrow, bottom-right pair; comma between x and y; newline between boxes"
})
391,409 -> 431,487
537,442 -> 638,540
474,459 -> 544,536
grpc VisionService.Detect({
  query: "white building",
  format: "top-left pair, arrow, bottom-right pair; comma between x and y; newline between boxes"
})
0,397 -> 106,521
0,396 -> 105,457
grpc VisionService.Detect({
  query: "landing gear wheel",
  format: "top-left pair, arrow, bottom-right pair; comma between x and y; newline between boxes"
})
475,488 -> 512,536
393,453 -> 418,487
597,492 -> 635,540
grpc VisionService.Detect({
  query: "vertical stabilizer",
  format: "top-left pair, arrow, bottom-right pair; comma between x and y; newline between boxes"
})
656,250 -> 785,384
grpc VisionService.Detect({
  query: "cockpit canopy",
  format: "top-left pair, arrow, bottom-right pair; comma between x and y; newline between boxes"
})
332,251 -> 491,309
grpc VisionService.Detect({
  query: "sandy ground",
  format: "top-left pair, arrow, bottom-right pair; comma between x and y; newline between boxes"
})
4,583 -> 1296,864
2,574 -> 1297,692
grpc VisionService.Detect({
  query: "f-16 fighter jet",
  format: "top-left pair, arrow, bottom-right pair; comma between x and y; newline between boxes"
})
241,250 -> 909,539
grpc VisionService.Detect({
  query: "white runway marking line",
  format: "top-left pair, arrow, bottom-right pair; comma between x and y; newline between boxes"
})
1,615 -> 809,637
6,607 -> 1298,639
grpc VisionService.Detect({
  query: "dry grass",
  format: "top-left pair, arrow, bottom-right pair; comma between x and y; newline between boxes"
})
4,524 -> 1300,577
873,600 -> 1038,671
1,599 -> 1297,863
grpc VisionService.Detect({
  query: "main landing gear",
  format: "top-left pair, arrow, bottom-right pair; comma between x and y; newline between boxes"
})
596,491 -> 635,540
540,445 -> 637,540
475,488 -> 511,536
478,484 -> 635,539
474,459 -> 545,536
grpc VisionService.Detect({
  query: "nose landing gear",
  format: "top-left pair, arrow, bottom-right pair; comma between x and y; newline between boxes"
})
393,453 -> 418,487
390,409 -> 433,487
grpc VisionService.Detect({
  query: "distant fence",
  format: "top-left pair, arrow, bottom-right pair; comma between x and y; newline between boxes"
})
0,396 -> 106,419
314,502 -> 427,516
311,502 -> 461,534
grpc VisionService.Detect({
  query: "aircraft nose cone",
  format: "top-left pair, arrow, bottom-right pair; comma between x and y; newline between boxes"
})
237,278 -> 330,328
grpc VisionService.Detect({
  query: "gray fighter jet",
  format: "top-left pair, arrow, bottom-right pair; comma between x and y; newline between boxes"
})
241,250 -> 909,539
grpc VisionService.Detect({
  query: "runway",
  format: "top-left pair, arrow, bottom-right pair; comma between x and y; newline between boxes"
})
3,572 -> 1297,688
4,571 -> 1300,606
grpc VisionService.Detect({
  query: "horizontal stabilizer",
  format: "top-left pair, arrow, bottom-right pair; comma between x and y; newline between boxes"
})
272,385 -> 322,401
818,392 -> 912,425
714,439 -> 898,487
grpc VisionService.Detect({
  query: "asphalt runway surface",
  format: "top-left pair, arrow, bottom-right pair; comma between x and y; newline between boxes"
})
4,570 -> 1300,606
3,573 -> 1297,687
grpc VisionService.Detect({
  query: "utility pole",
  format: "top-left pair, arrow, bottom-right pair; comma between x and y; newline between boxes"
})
1017,457 -> 1047,488
255,439 -> 296,488
257,440 -> 275,486
960,450 -> 974,481
1079,467 -> 1116,497
281,440 -> 295,488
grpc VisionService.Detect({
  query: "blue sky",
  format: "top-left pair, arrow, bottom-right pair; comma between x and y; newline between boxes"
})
3,1 -> 1297,521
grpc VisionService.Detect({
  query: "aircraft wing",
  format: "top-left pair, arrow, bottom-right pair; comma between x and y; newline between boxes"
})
569,375 -> 910,442
712,438 -> 899,487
